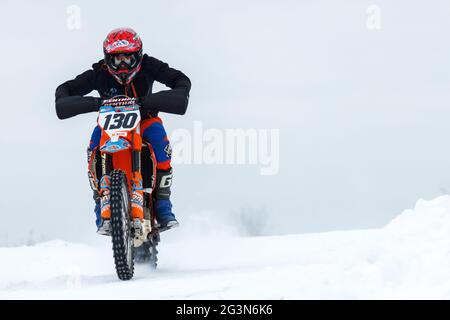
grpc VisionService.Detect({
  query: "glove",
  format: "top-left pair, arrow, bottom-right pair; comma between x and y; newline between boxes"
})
95,98 -> 104,108
137,96 -> 157,115
136,96 -> 154,112
136,96 -> 147,107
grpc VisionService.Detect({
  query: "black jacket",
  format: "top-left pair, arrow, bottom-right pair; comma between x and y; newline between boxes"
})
55,54 -> 191,120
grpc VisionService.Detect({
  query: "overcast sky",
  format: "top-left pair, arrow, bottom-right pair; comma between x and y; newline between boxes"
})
1,0 -> 450,245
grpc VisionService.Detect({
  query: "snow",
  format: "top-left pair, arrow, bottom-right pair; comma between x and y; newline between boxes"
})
2,196 -> 450,299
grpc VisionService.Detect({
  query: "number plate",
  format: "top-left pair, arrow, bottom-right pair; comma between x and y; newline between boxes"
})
98,105 -> 141,140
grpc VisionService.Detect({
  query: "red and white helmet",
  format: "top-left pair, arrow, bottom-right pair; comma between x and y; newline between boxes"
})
103,28 -> 143,85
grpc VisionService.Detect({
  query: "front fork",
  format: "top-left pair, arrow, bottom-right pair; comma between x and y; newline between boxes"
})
101,152 -> 113,177
99,153 -> 113,220
98,138 -> 151,245
131,148 -> 153,244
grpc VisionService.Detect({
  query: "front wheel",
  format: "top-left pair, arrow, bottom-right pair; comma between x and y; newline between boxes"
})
110,170 -> 134,280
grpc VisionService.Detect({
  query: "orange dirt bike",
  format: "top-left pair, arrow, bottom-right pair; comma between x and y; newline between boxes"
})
88,96 -> 164,280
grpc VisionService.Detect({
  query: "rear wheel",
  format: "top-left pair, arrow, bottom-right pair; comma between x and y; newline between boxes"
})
148,234 -> 159,269
133,191 -> 159,269
133,240 -> 158,269
110,170 -> 134,280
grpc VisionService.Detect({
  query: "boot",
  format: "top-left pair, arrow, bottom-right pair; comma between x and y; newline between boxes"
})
97,219 -> 111,236
155,168 -> 179,229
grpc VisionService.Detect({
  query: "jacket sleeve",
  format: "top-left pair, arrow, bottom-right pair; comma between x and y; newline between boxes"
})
140,57 -> 191,115
55,69 -> 101,120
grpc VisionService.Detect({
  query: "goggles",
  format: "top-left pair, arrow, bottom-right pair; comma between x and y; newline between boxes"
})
108,53 -> 139,70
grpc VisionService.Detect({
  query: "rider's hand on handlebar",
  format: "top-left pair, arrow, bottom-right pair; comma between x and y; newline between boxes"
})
135,96 -> 146,106
136,96 -> 158,117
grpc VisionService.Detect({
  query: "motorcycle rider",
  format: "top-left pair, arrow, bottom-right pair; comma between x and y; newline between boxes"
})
55,28 -> 191,234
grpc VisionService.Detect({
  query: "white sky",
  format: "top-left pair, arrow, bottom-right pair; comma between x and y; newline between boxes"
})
1,0 -> 450,244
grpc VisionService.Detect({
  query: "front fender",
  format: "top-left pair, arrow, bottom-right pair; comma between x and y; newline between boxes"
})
100,138 -> 131,153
